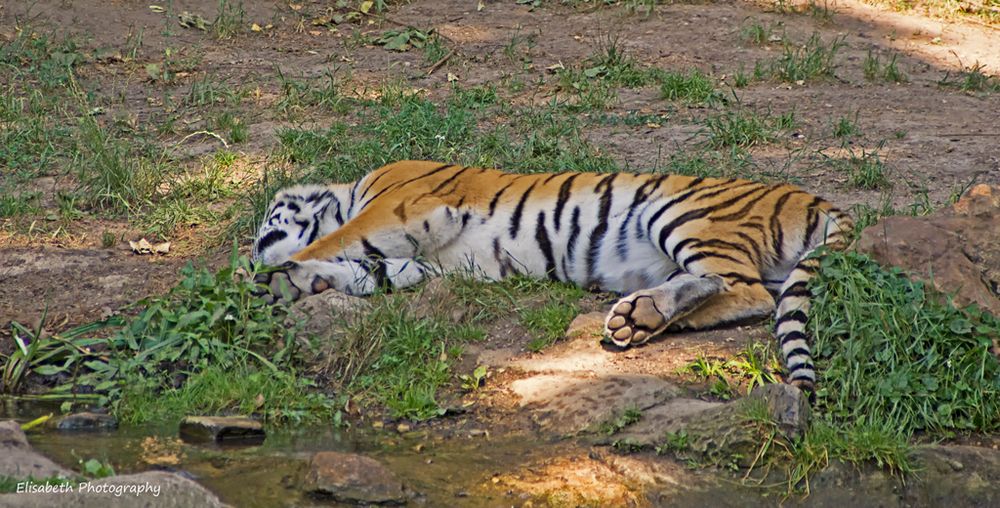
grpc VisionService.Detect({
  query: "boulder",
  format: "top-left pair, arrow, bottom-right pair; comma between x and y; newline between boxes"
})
302,451 -> 407,505
0,420 -> 74,479
0,471 -> 229,508
286,289 -> 369,341
857,184 -> 1000,316
48,412 -> 118,431
178,416 -> 265,444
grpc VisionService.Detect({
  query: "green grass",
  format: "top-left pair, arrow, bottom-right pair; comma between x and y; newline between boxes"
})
832,114 -> 860,138
597,407 -> 642,435
741,21 -> 776,46
703,107 -> 796,148
757,34 -> 845,83
659,69 -> 719,104
809,250 -> 1000,434
864,50 -> 907,83
0,191 -> 41,218
834,148 -> 888,190
939,63 -> 1000,93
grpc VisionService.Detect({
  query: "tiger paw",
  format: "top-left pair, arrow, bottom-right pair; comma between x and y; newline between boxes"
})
253,261 -> 312,304
603,294 -> 668,347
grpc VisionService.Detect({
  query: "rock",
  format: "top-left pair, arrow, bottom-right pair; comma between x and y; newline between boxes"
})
605,383 -> 808,463
510,373 -> 683,434
303,451 -> 407,505
0,471 -> 230,507
178,416 -> 265,444
286,289 -> 369,341
857,184 -> 1000,316
49,412 -> 118,431
0,420 -> 75,479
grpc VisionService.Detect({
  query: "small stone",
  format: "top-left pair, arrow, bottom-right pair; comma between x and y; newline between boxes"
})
303,451 -> 407,505
50,412 -> 118,431
178,416 -> 265,444
396,423 -> 411,433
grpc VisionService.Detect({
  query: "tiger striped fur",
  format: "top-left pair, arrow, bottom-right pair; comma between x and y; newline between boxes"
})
252,160 -> 853,393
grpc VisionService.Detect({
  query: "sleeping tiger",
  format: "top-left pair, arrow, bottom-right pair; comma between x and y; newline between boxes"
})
252,160 -> 853,394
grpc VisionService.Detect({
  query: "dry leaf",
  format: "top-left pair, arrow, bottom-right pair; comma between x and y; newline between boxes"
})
447,72 -> 459,82
477,0 -> 485,11
251,23 -> 263,32
288,3 -> 303,11
130,238 -> 170,255
545,62 -> 565,73
359,0 -> 374,13
153,242 -> 171,255
149,5 -> 165,13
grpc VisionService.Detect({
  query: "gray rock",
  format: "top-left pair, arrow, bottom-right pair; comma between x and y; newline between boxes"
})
178,416 -> 265,443
303,451 -> 407,505
0,420 -> 74,479
286,289 -> 369,341
49,412 -> 118,431
510,373 -> 683,434
0,471 -> 229,508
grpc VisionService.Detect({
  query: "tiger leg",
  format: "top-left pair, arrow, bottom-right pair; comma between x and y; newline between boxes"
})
604,271 -> 725,347
255,257 -> 434,304
605,245 -> 774,346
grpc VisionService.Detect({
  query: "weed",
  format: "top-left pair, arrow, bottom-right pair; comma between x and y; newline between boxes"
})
761,34 -> 845,83
214,112 -> 248,143
727,343 -> 779,393
864,50 -> 907,83
659,70 -> 719,104
836,148 -> 888,190
598,407 -> 643,435
832,113 -> 860,138
939,63 -> 1000,93
657,430 -> 690,454
741,21 -> 774,46
101,231 -> 117,248
810,250 -> 1000,434
423,35 -> 449,64
459,365 -> 489,392
703,107 -> 795,148
213,0 -> 246,39
275,68 -> 348,115
0,191 -> 40,218
376,27 -> 433,52
522,299 -> 580,352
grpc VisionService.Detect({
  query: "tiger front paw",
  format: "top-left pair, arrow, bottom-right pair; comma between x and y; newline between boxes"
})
603,293 -> 667,347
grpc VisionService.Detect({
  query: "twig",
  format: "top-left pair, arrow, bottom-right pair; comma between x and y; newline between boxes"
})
427,48 -> 456,76
175,130 -> 229,149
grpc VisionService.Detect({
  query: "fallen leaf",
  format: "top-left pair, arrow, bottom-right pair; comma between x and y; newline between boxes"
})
129,238 -> 154,254
149,5 -> 165,13
288,3 -> 303,11
153,241 -> 171,255
251,23 -> 263,32
477,0 -> 485,11
359,0 -> 374,13
447,72 -> 459,82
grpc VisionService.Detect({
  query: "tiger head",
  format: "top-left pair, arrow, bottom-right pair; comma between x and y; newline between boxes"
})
252,184 -> 353,265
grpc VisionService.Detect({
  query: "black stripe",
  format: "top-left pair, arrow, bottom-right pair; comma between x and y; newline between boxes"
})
734,232 -> 762,264
776,310 -> 808,326
585,174 -> 618,284
645,180 -> 754,241
430,165 -> 470,193
254,229 -> 287,255
769,192 -> 794,261
778,280 -> 810,301
712,186 -> 785,222
786,348 -> 812,360
617,176 -> 664,259
509,182 -> 537,238
361,238 -> 390,288
566,206 -> 582,266
695,181 -> 761,202
680,250 -> 745,268
535,211 -> 558,280
488,181 -> 517,216
294,219 -> 310,238
802,196 -> 825,251
779,330 -> 807,346
543,172 -> 564,185
553,173 -> 580,232
362,164 -> 453,207
357,169 -> 391,202
716,272 -> 762,285
671,238 -> 698,260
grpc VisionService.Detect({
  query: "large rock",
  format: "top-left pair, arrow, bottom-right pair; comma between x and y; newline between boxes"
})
178,416 -> 265,444
0,420 -> 74,479
605,383 -> 809,464
286,289 -> 369,342
857,184 -> 1000,316
510,373 -> 684,434
0,471 -> 229,508
302,451 -> 407,505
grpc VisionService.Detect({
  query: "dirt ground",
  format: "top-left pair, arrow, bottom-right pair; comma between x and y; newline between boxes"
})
1,1 -> 999,351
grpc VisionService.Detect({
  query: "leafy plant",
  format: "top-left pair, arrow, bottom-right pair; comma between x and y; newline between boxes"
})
376,27 -> 433,52
459,365 -> 489,392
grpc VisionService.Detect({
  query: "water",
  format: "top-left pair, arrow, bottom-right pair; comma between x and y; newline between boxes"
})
1,399 -> 573,507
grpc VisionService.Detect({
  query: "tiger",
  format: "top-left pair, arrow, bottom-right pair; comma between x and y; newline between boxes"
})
251,160 -> 853,395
